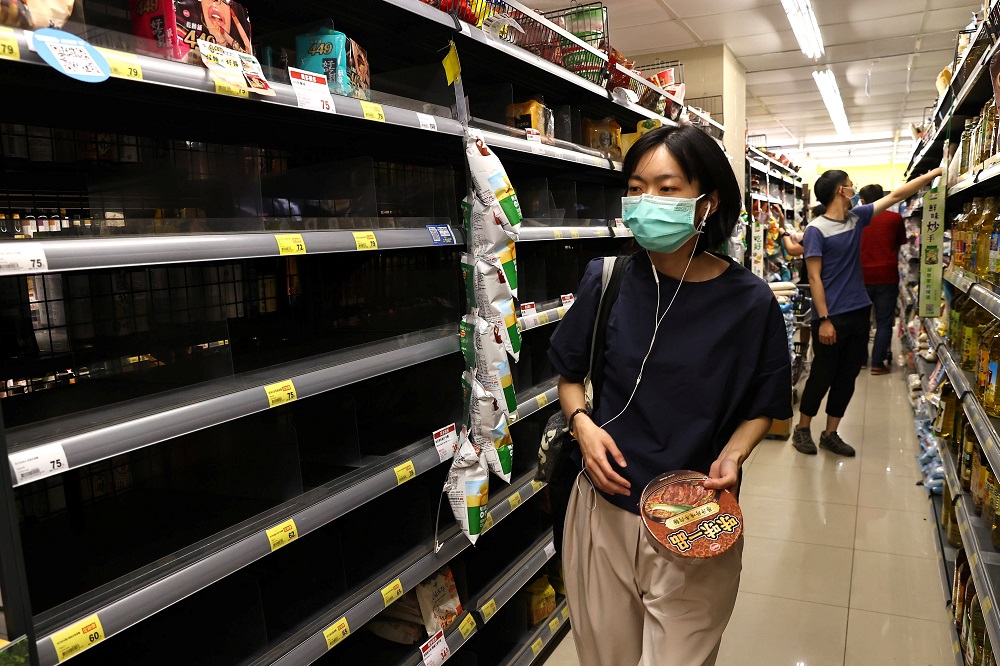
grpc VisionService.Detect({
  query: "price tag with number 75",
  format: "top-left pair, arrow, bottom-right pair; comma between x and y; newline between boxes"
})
288,67 -> 336,113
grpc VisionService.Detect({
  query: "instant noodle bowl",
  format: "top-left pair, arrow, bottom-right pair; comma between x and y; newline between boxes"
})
640,470 -> 743,559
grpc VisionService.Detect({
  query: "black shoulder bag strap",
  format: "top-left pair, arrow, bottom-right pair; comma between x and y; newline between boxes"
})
589,252 -> 633,414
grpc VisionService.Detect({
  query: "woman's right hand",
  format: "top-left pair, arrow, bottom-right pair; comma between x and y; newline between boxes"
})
575,416 -> 631,495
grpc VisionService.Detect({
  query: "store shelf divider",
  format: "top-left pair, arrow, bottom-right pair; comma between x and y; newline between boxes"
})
479,129 -> 621,171
948,160 -> 1000,198
509,378 -> 560,425
518,301 -> 572,333
953,491 -> 1000,656
971,284 -> 1000,321
502,599 -> 570,666
7,326 -> 459,487
473,530 -> 555,626
944,268 -> 976,292
5,227 -> 466,276
517,226 -> 613,242
33,436 -> 453,666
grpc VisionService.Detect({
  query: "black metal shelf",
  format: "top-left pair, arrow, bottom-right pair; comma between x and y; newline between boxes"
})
518,299 -> 573,333
472,530 -> 555,627
517,225 -> 615,242
499,599 -> 570,666
7,326 -> 458,487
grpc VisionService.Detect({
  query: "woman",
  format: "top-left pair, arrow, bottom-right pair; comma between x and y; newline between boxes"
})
548,125 -> 792,666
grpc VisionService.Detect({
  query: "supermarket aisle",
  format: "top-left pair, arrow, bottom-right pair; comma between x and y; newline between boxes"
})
545,360 -> 954,666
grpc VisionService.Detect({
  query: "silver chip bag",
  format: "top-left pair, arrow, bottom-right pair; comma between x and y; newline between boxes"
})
444,428 -> 490,545
463,195 -> 519,296
462,253 -> 521,361
461,314 -> 517,417
466,130 -> 522,233
464,370 -> 514,483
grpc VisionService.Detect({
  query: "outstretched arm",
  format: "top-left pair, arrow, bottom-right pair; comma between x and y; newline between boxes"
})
872,167 -> 942,217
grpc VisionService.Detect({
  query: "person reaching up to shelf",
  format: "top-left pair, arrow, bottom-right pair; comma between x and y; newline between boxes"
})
793,167 -> 942,457
859,183 -> 907,375
547,125 -> 793,666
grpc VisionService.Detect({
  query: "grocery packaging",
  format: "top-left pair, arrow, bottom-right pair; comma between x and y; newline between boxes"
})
640,471 -> 743,559
344,36 -> 370,101
621,118 -> 663,156
444,429 -> 490,544
582,117 -> 622,159
506,100 -> 555,145
367,619 -> 424,645
129,0 -> 252,62
1,0 -> 74,29
524,577 -> 556,624
463,194 -> 520,258
415,566 -> 464,635
295,26 -> 352,98
462,254 -> 521,360
464,370 -> 513,482
466,131 -> 523,233
461,315 -> 517,417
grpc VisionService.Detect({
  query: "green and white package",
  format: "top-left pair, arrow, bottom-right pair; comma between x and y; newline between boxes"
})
463,195 -> 518,296
461,314 -> 517,417
464,370 -> 514,483
444,428 -> 490,545
462,253 -> 521,361
466,130 -> 523,233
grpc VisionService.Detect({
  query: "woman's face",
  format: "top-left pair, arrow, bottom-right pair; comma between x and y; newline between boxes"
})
626,144 -> 716,219
201,0 -> 231,40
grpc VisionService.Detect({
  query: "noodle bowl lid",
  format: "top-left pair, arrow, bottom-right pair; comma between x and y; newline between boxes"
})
640,470 -> 743,559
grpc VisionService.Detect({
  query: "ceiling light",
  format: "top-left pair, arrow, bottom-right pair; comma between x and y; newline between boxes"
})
813,69 -> 852,137
781,0 -> 824,59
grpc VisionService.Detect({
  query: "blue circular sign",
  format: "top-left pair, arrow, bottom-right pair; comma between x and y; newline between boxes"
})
32,28 -> 110,84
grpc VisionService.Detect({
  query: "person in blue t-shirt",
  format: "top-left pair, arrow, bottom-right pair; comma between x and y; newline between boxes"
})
548,125 -> 792,666
793,167 -> 941,457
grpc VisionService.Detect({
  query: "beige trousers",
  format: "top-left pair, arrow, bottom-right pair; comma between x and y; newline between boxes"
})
563,474 -> 743,666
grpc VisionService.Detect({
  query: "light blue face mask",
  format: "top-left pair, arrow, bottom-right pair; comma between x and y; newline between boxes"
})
621,193 -> 708,254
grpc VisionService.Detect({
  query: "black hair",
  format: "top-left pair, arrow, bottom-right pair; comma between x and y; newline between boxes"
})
859,184 -> 884,204
622,125 -> 742,254
812,203 -> 827,218
814,170 -> 849,206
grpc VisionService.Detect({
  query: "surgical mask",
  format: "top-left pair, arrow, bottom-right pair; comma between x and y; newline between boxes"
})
621,193 -> 709,254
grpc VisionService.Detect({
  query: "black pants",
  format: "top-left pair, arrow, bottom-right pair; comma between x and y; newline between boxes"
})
800,306 -> 870,419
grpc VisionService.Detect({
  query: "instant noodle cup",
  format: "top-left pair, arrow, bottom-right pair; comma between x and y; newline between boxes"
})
460,315 -> 517,417
444,429 -> 490,544
466,130 -> 522,232
463,371 -> 514,483
640,470 -> 743,559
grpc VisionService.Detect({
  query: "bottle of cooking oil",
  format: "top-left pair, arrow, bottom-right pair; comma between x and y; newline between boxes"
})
979,323 -> 998,399
937,380 -> 958,441
955,410 -> 969,457
968,590 -> 987,666
956,552 -> 971,628
956,202 -> 973,269
979,198 -> 1000,278
962,302 -> 988,371
963,423 -> 978,491
973,444 -> 985,515
962,119 -> 976,176
985,468 -> 998,527
989,206 -> 1000,285
986,330 -> 1000,417
968,198 -> 987,273
953,292 -> 970,347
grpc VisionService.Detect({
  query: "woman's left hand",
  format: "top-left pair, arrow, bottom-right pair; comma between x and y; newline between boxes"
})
703,451 -> 743,492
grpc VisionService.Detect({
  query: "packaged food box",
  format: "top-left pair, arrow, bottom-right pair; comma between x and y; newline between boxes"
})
524,577 -> 556,625
295,26 -> 368,99
640,470 -> 743,559
129,0 -> 252,63
582,117 -> 622,159
506,100 -> 554,144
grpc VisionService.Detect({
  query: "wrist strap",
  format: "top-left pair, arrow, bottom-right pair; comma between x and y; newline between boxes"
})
568,408 -> 590,436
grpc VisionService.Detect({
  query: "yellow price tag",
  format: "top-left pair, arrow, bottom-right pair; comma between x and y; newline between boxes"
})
556,307 -> 566,318
482,598 -> 498,622
323,617 -> 351,650
275,233 -> 306,255
264,380 -> 298,408
442,41 -> 461,84
537,312 -> 550,325
97,48 -> 142,80
215,79 -> 248,98
458,614 -> 477,639
394,460 -> 416,485
531,638 -> 544,656
51,614 -> 105,663
954,640 -> 961,655
984,595 -> 993,616
972,552 -> 980,568
0,27 -> 19,61
483,513 -> 494,532
553,229 -> 564,239
381,579 -> 404,607
360,101 -> 386,122
570,229 -> 580,238
531,480 -> 544,494
548,618 -> 560,634
353,231 -> 379,251
266,518 -> 299,551
536,394 -> 549,409
509,492 -> 522,510
562,606 -> 570,620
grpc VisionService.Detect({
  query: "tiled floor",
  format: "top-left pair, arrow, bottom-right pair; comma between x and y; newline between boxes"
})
545,348 -> 956,665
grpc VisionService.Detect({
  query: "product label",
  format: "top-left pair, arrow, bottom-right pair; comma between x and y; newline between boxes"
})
570,228 -> 580,238
544,542 -> 556,559
360,101 -> 386,122
536,394 -> 549,409
562,606 -> 570,620
919,182 -> 945,316
520,302 -> 537,315
215,79 -> 249,98
323,617 -> 350,650
482,598 -> 498,622
537,311 -> 550,325
265,518 -> 299,551
9,443 -> 68,486
33,29 -> 110,83
433,424 -> 460,462
531,480 -> 544,494
353,231 -> 379,251
561,294 -> 575,306
985,595 -> 993,616
275,234 -> 307,255
548,618 -> 560,634
426,224 -> 456,245
508,491 -> 522,510
97,48 -> 142,80
482,513 -> 494,533
458,614 -> 476,639
531,638 -> 544,656
264,380 -> 298,408
420,629 -> 451,666
417,113 -> 438,132
394,460 -> 417,485
0,245 -> 47,275
553,229 -> 564,239
381,579 -> 404,607
0,26 -> 19,61
51,614 -> 104,662
288,67 -> 335,113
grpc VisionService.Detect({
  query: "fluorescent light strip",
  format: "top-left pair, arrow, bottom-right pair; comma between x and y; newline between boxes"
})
812,69 -> 852,137
781,0 -> 824,59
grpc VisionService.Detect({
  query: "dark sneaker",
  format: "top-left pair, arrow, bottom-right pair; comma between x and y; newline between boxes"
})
870,365 -> 890,376
793,428 -> 817,455
820,431 -> 856,457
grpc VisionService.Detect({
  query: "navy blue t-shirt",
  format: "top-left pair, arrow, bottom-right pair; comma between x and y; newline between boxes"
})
802,204 -> 875,318
548,252 -> 793,515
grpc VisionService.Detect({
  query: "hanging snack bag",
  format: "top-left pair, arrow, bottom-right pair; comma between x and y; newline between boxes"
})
444,428 -> 490,545
466,131 -> 522,233
461,315 -> 517,417
415,566 -> 464,635
462,254 -> 521,361
464,195 -> 519,294
464,371 -> 514,482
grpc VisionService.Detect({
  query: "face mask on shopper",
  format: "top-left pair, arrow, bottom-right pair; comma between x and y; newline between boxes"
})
621,193 -> 710,254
